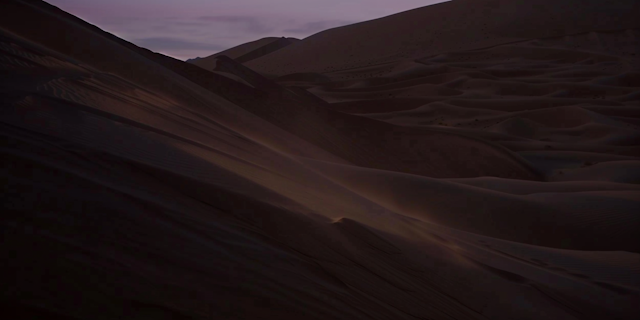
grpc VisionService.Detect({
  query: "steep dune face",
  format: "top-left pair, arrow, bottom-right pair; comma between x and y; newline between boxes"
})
1,0 -> 640,320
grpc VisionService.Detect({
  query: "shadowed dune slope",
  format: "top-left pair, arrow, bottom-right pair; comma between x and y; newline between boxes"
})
1,0 -> 640,320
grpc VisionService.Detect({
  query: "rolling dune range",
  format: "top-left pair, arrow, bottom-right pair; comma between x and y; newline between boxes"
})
2,0 -> 640,319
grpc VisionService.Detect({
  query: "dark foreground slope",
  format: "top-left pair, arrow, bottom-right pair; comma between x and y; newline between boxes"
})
1,0 -> 639,319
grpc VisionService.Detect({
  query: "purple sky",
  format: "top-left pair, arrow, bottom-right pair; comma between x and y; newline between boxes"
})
46,0 -> 447,61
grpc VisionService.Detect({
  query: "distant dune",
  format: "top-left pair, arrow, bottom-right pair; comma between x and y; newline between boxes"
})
1,0 -> 639,319
189,37 -> 300,71
246,0 -> 640,76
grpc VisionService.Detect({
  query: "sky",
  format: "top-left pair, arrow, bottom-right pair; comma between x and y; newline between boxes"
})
46,0 -> 447,61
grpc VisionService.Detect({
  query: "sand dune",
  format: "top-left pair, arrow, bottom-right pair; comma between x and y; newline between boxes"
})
189,37 -> 299,71
1,0 -> 639,319
246,0 -> 640,76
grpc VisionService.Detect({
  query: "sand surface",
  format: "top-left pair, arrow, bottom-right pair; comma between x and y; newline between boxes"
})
1,0 -> 639,319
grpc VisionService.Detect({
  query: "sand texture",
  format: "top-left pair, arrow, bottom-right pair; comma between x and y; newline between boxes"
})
1,0 -> 639,319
